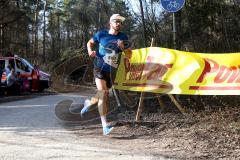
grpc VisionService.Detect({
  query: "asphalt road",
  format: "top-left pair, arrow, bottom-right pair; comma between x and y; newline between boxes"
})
0,92 -> 165,160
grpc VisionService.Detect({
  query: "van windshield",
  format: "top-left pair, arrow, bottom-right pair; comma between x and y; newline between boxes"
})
21,58 -> 34,69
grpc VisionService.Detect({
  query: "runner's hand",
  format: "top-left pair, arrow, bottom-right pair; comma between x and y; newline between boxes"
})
88,50 -> 96,57
117,40 -> 125,51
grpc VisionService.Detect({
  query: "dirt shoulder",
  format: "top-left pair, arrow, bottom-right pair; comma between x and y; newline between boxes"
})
86,107 -> 239,160
111,109 -> 240,160
73,95 -> 240,160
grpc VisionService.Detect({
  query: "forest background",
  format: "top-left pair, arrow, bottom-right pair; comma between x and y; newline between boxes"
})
1,1 -> 240,158
1,0 -> 239,71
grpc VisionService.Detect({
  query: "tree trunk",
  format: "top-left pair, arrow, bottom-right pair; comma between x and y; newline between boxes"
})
220,3 -> 231,52
57,13 -> 61,57
33,0 -> 40,63
43,0 -> 47,63
139,0 -> 147,47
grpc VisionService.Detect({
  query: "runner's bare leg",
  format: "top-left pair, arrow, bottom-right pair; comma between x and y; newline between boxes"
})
89,93 -> 99,106
95,78 -> 109,128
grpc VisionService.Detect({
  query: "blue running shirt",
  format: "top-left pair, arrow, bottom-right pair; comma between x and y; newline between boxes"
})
92,30 -> 130,72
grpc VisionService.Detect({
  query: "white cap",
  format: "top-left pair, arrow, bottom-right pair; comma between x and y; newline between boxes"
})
110,14 -> 125,22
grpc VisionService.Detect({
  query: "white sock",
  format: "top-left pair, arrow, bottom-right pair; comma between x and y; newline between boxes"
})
100,116 -> 108,128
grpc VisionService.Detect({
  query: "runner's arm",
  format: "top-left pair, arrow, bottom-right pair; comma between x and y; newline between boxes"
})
87,38 -> 96,57
117,39 -> 132,59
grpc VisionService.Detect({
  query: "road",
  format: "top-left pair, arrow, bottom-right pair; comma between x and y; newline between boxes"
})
0,91 -> 167,160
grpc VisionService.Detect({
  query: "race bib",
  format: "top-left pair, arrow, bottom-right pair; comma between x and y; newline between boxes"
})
103,52 -> 119,68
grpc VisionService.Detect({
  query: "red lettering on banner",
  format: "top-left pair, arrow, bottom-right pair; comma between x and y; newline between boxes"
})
197,58 -> 240,83
142,64 -> 168,80
236,73 -> 240,83
129,64 -> 145,80
197,58 -> 219,83
123,56 -> 173,81
189,86 -> 240,90
214,66 -> 231,83
190,58 -> 240,91
227,66 -> 239,83
143,56 -> 172,80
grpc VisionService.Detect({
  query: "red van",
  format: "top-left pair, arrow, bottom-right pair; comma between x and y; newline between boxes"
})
0,55 -> 51,92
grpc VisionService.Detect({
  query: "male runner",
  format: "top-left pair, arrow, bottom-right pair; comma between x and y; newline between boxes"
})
81,14 -> 131,135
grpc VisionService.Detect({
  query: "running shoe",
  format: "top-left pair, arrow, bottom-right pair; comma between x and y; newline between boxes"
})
103,125 -> 114,135
80,99 -> 91,117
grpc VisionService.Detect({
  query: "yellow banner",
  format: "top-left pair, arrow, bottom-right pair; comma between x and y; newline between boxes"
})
113,47 -> 240,95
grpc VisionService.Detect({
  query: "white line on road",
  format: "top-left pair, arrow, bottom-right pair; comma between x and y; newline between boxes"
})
0,104 -> 50,108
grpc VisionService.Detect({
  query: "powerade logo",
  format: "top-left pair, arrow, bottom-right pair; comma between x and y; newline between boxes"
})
190,58 -> 240,90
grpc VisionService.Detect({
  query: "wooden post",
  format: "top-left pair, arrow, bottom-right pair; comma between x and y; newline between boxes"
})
152,38 -> 165,110
135,92 -> 145,122
156,95 -> 165,110
135,38 -> 154,122
135,38 -> 187,121
168,95 -> 186,115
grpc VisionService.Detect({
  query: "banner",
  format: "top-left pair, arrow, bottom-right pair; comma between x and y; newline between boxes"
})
113,47 -> 240,95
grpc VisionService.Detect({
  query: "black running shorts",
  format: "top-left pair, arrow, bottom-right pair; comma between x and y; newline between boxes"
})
94,68 -> 112,88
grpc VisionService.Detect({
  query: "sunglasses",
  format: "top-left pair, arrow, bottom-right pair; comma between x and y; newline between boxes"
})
112,19 -> 123,24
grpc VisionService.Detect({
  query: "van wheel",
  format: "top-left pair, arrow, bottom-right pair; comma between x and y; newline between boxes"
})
39,88 -> 44,92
